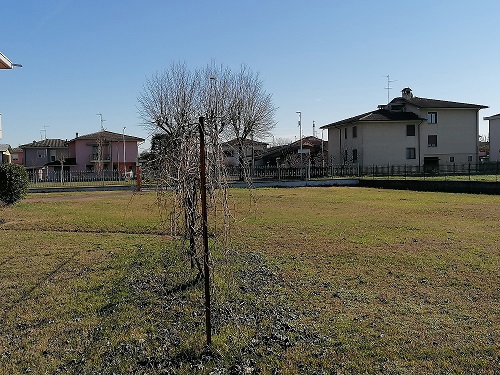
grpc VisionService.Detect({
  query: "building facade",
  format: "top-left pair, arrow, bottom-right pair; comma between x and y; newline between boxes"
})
321,88 -> 487,168
68,131 -> 144,175
484,113 -> 500,162
20,139 -> 69,174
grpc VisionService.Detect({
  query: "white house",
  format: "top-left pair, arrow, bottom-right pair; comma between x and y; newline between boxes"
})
484,113 -> 500,162
321,88 -> 487,168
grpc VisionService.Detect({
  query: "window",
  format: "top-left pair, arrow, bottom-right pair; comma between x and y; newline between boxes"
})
428,112 -> 438,124
50,150 -> 56,162
344,128 -> 347,139
12,154 -> 19,161
449,156 -> 455,163
352,126 -> 357,138
344,149 -> 348,162
428,135 -> 437,147
406,148 -> 416,159
352,149 -> 358,162
37,150 -> 46,158
468,155 -> 473,162
406,124 -> 415,136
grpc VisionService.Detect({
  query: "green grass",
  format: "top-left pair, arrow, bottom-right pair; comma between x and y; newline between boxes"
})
0,188 -> 498,374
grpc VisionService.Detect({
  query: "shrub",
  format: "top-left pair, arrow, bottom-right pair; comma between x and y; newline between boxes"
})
0,164 -> 29,206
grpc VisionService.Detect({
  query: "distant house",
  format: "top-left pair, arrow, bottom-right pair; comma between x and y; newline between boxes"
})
256,136 -> 328,167
0,144 -> 12,164
222,138 -> 269,167
321,88 -> 487,168
10,147 -> 24,165
68,130 -> 144,175
19,139 -> 70,175
484,113 -> 500,162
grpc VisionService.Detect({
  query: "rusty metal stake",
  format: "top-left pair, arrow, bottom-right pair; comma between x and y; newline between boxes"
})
198,116 -> 211,345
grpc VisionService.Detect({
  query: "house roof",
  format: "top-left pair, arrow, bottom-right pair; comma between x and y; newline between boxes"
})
223,138 -> 268,147
20,139 -> 68,148
391,96 -> 487,109
0,144 -> 12,152
11,147 -> 23,153
45,157 -> 77,166
321,109 -> 424,129
71,130 -> 145,142
484,113 -> 500,120
0,52 -> 13,69
257,136 -> 327,160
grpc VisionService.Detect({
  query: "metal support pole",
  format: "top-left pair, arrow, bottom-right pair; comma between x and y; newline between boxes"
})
198,116 -> 212,346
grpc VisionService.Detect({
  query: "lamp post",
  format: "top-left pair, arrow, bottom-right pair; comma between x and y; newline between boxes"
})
122,127 -> 126,178
296,111 -> 303,177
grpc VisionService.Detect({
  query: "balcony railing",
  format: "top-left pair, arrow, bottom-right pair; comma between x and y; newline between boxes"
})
90,153 -> 111,162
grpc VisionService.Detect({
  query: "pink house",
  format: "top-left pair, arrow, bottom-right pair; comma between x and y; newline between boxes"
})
68,130 -> 144,175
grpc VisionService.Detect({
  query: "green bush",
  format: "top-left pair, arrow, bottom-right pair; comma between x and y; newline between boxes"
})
0,164 -> 29,206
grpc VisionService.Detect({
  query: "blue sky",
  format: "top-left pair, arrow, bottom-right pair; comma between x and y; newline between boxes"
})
1,0 -> 499,150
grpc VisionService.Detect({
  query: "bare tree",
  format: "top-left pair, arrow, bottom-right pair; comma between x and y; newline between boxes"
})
137,62 -> 236,277
225,65 -> 277,170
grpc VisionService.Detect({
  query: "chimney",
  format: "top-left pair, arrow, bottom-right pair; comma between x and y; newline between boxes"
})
75,132 -> 79,138
402,87 -> 413,100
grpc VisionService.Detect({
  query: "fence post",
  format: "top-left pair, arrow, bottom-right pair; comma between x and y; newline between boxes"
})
136,166 -> 142,191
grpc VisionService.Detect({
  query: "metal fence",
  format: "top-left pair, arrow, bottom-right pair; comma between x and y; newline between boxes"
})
30,163 -> 500,189
28,170 -> 136,188
223,162 -> 500,182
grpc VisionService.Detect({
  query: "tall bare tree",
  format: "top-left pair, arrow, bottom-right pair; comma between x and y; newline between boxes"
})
225,65 -> 277,169
138,62 -> 276,275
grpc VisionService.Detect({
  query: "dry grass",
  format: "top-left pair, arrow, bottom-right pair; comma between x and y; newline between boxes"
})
0,188 -> 498,374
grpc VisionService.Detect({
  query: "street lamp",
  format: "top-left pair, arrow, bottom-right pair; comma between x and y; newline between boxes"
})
122,127 -> 126,178
296,111 -> 303,175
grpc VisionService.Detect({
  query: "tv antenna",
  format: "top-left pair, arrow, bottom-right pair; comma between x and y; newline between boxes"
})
40,125 -> 49,140
96,113 -> 106,131
384,75 -> 397,104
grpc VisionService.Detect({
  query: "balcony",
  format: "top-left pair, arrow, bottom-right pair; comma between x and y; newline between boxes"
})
90,153 -> 111,162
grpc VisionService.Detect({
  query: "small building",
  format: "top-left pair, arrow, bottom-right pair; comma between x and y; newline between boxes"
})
256,136 -> 328,167
221,138 -> 269,167
484,113 -> 500,162
19,139 -> 69,176
0,144 -> 12,164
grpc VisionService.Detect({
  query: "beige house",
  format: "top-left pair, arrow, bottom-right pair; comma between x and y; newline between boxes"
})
321,88 -> 487,168
0,144 -> 12,164
484,113 -> 500,162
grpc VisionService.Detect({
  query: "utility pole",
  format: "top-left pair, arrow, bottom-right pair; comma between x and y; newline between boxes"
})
122,126 -> 126,178
297,111 -> 303,177
96,113 -> 106,173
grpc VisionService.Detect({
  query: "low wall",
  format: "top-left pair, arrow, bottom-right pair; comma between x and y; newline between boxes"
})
359,179 -> 500,195
230,179 -> 359,188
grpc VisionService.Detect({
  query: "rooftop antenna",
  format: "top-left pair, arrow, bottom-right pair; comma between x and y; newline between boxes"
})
312,120 -> 316,138
384,75 -> 397,104
96,113 -> 106,131
40,125 -> 49,140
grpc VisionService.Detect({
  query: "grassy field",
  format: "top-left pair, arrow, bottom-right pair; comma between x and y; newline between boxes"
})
0,188 -> 498,374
